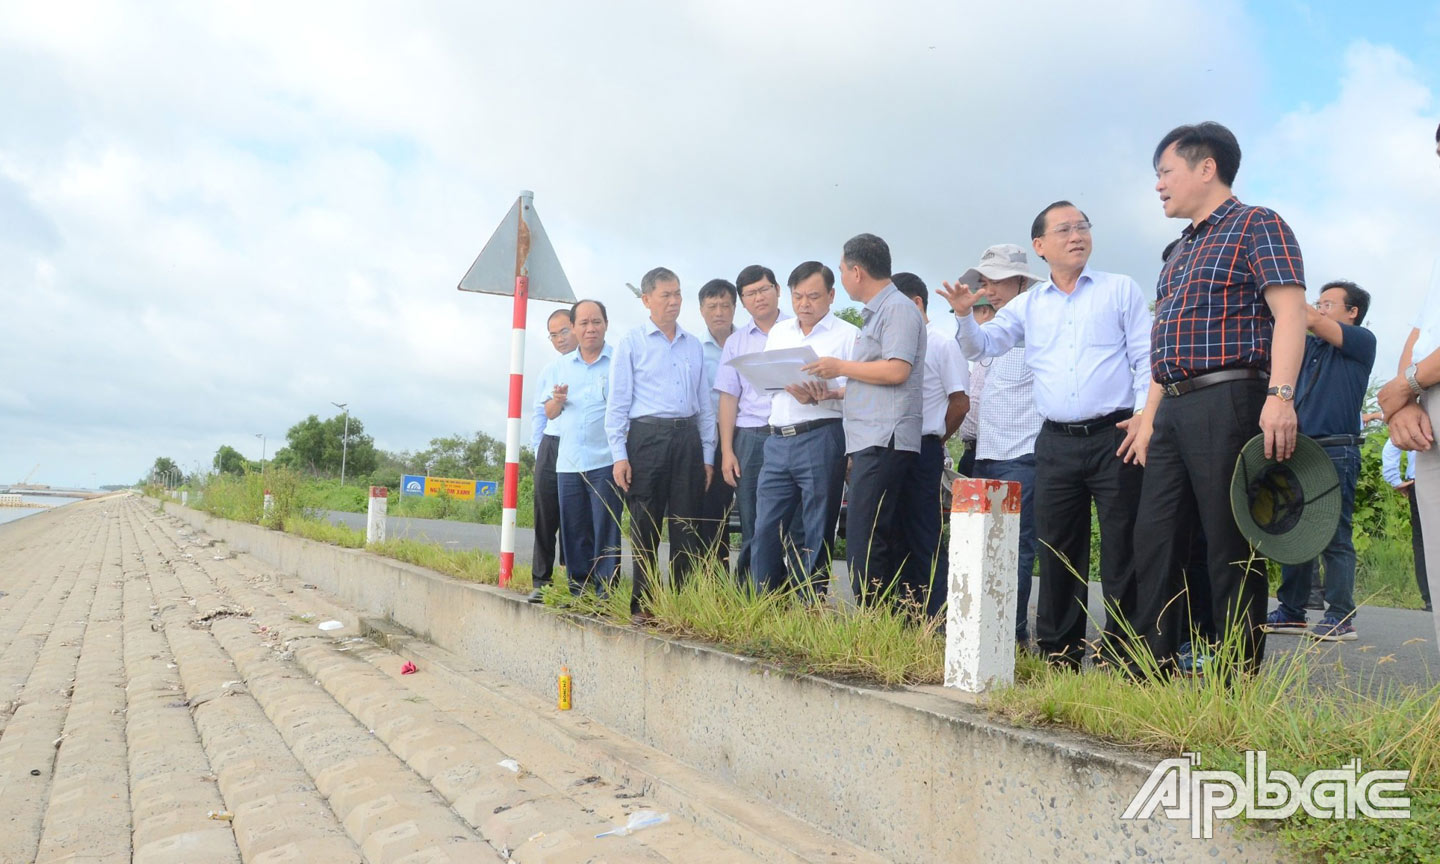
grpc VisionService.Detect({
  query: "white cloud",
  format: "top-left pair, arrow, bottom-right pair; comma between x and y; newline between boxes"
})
0,1 -> 1432,487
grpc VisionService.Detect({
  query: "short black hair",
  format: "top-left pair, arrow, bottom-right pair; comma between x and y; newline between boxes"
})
546,308 -> 573,326
891,272 -> 927,311
640,266 -> 679,294
1319,279 -> 1371,326
698,278 -> 737,305
1154,121 -> 1242,187
735,265 -> 777,294
841,233 -> 892,280
1031,200 -> 1090,240
787,261 -> 835,291
572,298 -> 608,322
1434,120 -> 1439,142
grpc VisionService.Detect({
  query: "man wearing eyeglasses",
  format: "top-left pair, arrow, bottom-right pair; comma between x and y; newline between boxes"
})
528,308 -> 579,602
1263,282 -> 1375,642
939,211 -> 1151,670
714,265 -> 792,582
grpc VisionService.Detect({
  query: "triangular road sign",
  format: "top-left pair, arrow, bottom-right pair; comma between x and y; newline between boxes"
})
457,191 -> 576,303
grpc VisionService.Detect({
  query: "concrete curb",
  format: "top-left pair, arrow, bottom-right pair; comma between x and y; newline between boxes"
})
159,501 -> 1281,863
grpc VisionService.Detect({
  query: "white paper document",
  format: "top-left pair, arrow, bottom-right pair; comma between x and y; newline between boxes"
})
725,346 -> 822,392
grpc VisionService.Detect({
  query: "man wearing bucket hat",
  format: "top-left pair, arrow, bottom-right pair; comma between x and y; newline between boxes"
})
940,207 -> 1152,670
1262,281 -> 1375,641
1128,122 -> 1308,675
936,244 -> 1044,643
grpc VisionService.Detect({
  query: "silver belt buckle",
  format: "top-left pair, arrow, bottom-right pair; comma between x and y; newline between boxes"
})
779,424 -> 799,437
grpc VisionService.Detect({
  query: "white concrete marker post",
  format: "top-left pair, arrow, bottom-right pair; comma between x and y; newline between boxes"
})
263,490 -> 273,518
367,485 -> 388,544
180,491 -> 188,507
945,477 -> 1022,693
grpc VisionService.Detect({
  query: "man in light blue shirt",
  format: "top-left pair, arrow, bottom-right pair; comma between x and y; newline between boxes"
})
697,278 -> 738,570
527,309 -> 578,602
544,300 -> 623,596
606,267 -> 716,619
940,204 -> 1152,669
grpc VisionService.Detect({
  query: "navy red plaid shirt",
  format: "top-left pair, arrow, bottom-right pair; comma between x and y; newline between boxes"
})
1150,197 -> 1305,383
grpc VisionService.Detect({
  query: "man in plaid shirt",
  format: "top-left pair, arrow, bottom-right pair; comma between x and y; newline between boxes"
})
1126,122 -> 1308,676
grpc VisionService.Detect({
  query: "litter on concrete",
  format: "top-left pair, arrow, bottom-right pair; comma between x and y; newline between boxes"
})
596,810 -> 669,838
317,620 -> 343,631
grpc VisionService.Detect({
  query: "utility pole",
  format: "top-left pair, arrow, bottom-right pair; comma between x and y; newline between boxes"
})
255,433 -> 267,476
331,402 -> 350,485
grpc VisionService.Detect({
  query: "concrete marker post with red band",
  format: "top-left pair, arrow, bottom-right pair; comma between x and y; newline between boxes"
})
262,490 -> 273,518
367,485 -> 388,545
945,477 -> 1022,693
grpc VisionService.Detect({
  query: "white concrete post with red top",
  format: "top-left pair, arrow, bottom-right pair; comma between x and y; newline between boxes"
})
262,490 -> 273,518
367,485 -> 388,544
945,477 -> 1022,693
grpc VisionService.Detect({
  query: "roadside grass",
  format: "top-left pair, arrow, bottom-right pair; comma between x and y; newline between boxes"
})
990,613 -> 1439,862
547,562 -> 945,686
288,515 -> 366,548
366,537 -> 535,592
1356,537 -> 1429,610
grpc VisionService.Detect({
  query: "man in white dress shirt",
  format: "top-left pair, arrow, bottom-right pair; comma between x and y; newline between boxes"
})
940,208 -> 1152,669
749,262 -> 858,595
893,272 -> 969,618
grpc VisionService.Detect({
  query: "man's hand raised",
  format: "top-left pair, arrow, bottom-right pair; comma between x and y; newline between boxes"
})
937,279 -> 987,317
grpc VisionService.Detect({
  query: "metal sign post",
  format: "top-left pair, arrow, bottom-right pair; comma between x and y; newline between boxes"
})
458,191 -> 575,588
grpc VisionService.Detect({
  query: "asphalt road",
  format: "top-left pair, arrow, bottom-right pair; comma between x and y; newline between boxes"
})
323,509 -> 1439,689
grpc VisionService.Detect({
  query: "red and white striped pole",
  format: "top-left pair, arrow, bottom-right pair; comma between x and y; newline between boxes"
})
500,270 -> 529,588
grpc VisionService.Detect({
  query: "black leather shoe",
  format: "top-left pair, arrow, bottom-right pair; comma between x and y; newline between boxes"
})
526,589 -> 545,604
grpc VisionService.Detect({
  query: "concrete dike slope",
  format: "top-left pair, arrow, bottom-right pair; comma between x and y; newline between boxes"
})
160,500 -> 1281,863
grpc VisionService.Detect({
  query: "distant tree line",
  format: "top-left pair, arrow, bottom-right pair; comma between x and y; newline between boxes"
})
145,409 -> 536,489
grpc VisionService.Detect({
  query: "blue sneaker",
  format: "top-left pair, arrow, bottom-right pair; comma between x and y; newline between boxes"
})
1262,608 -> 1309,635
1308,616 -> 1357,642
1178,641 -> 1210,676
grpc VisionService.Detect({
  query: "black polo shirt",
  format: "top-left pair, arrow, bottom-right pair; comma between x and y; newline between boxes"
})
1294,323 -> 1376,437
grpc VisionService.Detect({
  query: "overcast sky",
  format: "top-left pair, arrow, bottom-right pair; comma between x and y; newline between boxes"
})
3,1 -> 1440,488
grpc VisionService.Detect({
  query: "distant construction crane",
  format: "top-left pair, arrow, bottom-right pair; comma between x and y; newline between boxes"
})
16,463 -> 39,487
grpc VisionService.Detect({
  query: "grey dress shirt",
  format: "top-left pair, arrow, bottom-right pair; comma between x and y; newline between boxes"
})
843,283 -> 926,454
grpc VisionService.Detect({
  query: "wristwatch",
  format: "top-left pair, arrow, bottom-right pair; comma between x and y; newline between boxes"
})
1405,363 -> 1426,398
1266,384 -> 1295,401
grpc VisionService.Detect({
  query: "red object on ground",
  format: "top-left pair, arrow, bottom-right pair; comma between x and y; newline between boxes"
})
400,661 -> 417,675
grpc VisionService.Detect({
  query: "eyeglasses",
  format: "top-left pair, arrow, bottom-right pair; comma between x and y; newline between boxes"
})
1046,221 -> 1093,237
1314,301 -> 1351,312
547,328 -> 573,341
741,284 -> 776,300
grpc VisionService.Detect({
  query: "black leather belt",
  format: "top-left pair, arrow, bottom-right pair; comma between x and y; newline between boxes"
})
1160,368 -> 1266,398
737,425 -> 772,436
631,415 -> 697,428
770,418 -> 841,438
1042,409 -> 1133,437
1311,434 -> 1364,448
